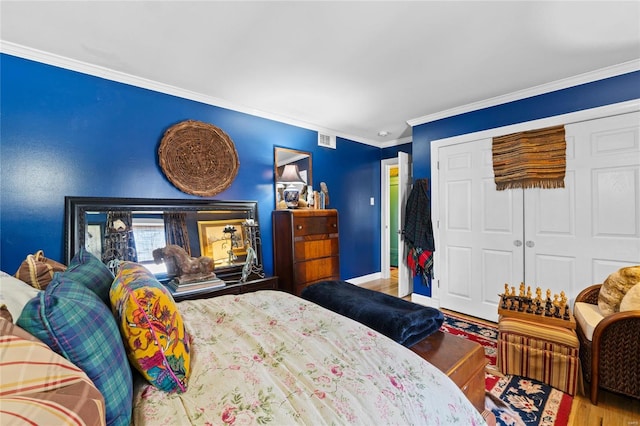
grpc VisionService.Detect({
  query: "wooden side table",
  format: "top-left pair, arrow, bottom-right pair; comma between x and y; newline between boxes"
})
497,307 -> 581,395
410,331 -> 487,413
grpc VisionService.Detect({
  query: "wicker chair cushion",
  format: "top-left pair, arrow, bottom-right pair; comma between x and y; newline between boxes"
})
574,302 -> 604,341
620,283 -> 640,312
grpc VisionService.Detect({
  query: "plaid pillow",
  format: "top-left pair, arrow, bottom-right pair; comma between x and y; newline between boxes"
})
17,274 -> 132,426
65,248 -> 114,305
111,262 -> 191,393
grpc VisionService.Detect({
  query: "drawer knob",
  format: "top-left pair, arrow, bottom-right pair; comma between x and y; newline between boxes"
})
332,223 -> 337,227
296,225 -> 303,230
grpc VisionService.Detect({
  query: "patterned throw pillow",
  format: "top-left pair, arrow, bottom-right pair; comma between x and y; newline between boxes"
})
16,275 -> 133,426
110,261 -> 191,393
65,247 -> 114,305
620,283 -> 640,312
598,265 -> 640,316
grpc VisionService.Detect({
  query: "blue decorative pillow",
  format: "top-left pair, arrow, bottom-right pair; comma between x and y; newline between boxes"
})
65,247 -> 114,305
17,274 -> 132,426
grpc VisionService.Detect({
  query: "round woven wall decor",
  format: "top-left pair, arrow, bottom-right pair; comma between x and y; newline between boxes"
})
158,120 -> 239,197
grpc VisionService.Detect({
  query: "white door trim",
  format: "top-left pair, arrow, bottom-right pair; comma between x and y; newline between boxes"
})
432,100 -> 639,150
380,158 -> 398,280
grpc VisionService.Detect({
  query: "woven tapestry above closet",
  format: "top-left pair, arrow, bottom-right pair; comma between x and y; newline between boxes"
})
492,125 -> 566,190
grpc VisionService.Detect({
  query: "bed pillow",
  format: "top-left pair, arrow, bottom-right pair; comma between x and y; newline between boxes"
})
0,271 -> 40,320
110,261 -> 191,393
598,265 -> 640,316
65,247 -> 114,305
16,274 -> 133,426
1,318 -> 107,426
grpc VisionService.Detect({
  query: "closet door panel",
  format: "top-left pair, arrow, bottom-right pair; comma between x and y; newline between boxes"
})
437,138 -> 523,321
525,111 -> 640,301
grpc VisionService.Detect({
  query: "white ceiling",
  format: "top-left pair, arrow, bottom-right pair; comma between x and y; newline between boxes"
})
2,1 -> 639,147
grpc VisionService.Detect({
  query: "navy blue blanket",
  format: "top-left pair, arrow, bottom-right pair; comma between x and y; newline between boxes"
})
300,280 -> 443,347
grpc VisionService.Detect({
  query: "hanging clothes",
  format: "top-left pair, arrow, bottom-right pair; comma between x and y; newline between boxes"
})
402,178 -> 435,285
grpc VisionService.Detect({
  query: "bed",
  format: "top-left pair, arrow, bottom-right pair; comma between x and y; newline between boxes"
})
132,290 -> 485,425
2,257 -> 486,426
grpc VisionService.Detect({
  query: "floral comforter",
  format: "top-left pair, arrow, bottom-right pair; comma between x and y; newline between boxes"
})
133,290 -> 486,425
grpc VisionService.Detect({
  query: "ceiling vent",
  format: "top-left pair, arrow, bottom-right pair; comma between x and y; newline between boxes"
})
318,133 -> 336,149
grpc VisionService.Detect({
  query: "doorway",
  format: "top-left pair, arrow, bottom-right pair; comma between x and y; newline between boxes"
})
380,158 -> 398,280
381,152 -> 412,297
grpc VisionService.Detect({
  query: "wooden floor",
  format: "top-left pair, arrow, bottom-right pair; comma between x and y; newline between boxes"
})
359,269 -> 640,426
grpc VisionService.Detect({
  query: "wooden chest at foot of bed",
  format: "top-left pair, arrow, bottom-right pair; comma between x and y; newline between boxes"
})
410,331 -> 487,413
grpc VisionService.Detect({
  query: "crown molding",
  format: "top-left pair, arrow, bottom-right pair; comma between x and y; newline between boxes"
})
0,41 -> 384,147
407,59 -> 640,127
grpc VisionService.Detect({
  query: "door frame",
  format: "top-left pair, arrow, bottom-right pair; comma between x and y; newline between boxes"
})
380,157 -> 398,280
430,99 -> 640,305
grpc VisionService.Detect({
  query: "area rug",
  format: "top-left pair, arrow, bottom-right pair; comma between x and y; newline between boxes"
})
441,313 -> 573,426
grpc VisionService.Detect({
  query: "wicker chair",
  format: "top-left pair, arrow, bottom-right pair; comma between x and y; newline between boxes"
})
574,284 -> 640,404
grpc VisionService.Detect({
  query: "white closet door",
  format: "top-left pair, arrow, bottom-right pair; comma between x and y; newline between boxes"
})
524,111 -> 640,300
437,138 -> 523,321
435,111 -> 640,321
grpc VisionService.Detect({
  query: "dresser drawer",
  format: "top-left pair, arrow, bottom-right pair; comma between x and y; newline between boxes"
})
293,215 -> 338,237
294,257 -> 339,286
294,238 -> 339,262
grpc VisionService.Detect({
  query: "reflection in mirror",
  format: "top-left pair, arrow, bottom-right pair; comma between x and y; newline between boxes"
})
274,147 -> 312,209
65,197 -> 264,283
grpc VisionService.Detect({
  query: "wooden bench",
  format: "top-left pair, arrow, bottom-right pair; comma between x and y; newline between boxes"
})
410,331 -> 487,413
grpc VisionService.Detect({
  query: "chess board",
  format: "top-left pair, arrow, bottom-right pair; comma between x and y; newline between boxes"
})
497,283 -> 576,330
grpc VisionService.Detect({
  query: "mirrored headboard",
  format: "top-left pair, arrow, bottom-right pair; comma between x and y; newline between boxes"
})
64,197 -> 264,282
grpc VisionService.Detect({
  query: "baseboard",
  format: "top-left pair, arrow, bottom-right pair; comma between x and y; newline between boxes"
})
346,272 -> 382,286
411,293 -> 440,308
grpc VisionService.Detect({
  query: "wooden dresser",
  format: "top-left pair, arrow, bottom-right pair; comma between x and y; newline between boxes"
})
272,209 -> 340,295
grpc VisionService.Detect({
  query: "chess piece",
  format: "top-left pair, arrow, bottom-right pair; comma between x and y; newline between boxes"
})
563,304 -> 570,320
535,287 -> 542,302
526,299 -> 534,314
501,294 -> 508,309
511,286 -> 516,298
535,299 -> 543,315
544,298 -> 553,316
519,282 -> 525,297
553,294 -> 559,307
526,286 -> 532,299
517,297 -> 525,312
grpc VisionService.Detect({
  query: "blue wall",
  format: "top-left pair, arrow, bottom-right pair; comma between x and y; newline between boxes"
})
0,54 -> 383,279
411,70 -> 640,297
3,53 -> 638,292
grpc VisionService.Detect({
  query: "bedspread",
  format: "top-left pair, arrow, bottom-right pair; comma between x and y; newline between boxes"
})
132,290 -> 486,425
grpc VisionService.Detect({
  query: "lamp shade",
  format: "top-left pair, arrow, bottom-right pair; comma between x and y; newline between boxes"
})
278,164 -> 305,184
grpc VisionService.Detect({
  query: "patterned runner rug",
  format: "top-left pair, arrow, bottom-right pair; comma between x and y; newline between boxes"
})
441,312 -> 573,426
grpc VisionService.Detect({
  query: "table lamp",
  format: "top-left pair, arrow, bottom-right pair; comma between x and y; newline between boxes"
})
278,164 -> 306,208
